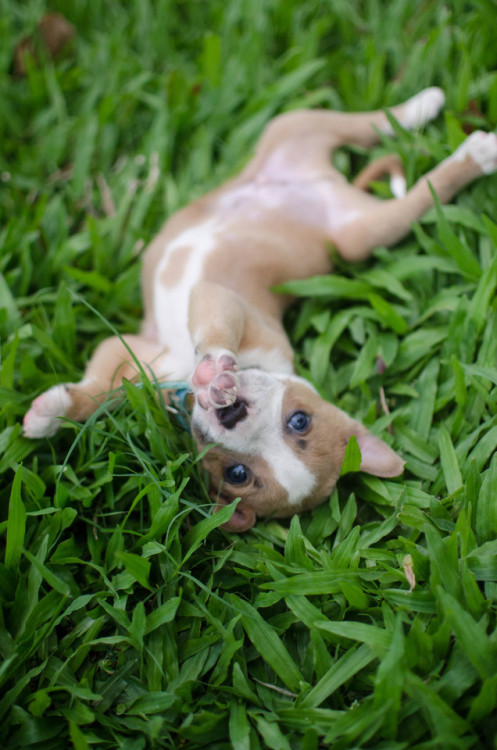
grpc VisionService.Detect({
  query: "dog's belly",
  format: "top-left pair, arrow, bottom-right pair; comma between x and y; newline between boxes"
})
215,178 -> 358,232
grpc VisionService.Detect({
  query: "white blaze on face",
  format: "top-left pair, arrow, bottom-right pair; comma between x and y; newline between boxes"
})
192,369 -> 316,506
264,380 -> 316,506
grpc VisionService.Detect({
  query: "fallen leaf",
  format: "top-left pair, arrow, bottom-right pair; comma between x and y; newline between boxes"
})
13,12 -> 75,76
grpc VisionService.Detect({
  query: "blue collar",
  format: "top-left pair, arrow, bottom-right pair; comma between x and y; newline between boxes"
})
157,381 -> 192,432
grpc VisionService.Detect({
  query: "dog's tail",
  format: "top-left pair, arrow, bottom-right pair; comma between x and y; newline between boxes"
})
353,154 -> 406,198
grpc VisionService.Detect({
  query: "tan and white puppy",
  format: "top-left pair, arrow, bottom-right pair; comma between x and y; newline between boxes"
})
24,88 -> 497,531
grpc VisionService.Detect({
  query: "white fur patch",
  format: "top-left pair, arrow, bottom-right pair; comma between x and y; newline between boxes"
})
382,87 -> 445,135
23,384 -> 72,438
218,178 -> 331,228
154,218 -> 220,378
401,87 -> 445,130
319,182 -> 360,233
264,383 -> 316,506
277,372 -> 318,394
217,176 -> 362,235
450,131 -> 497,175
238,346 -> 293,374
390,174 -> 407,199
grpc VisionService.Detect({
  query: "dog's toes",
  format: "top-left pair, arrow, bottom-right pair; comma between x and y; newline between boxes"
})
218,353 -> 237,372
192,350 -> 237,388
23,385 -> 72,438
191,349 -> 239,409
196,391 -> 212,410
209,371 -> 239,408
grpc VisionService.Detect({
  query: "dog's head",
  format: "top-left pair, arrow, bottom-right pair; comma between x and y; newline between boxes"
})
192,369 -> 404,532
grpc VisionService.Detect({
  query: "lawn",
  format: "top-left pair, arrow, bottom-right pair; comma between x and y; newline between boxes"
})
1,0 -> 497,747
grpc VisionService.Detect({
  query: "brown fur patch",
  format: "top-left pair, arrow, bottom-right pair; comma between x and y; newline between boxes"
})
193,436 -> 292,519
280,380 -> 352,509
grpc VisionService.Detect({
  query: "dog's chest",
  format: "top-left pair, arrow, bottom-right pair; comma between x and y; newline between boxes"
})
153,218 -> 219,370
151,177 -> 352,365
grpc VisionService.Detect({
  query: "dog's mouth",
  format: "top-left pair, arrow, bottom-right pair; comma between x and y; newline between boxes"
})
215,398 -> 248,430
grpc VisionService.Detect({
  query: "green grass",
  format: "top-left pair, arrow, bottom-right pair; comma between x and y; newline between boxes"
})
1,0 -> 497,747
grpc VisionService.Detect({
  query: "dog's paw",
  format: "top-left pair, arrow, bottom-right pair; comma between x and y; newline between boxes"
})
191,349 -> 239,410
452,130 -> 497,175
401,87 -> 445,130
23,384 -> 72,438
390,173 -> 407,199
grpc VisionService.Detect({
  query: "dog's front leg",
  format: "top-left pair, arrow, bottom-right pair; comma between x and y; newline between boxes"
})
188,281 -> 247,410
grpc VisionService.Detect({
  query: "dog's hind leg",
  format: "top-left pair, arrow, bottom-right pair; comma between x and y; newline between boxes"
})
243,87 -> 445,179
23,334 -> 167,438
333,130 -> 497,261
353,154 -> 406,198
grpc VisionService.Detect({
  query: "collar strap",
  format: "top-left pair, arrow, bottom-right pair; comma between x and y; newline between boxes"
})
157,381 -> 192,432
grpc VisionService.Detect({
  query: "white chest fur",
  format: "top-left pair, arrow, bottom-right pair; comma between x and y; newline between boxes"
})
153,218 -> 220,377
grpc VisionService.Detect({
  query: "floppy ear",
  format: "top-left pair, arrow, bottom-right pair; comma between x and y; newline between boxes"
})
355,428 -> 405,478
214,500 -> 256,532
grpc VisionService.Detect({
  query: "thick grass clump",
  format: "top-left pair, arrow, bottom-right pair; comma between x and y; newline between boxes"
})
1,0 -> 497,747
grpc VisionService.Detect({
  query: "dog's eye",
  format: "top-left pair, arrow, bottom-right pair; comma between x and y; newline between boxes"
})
287,411 -> 311,432
224,464 -> 249,484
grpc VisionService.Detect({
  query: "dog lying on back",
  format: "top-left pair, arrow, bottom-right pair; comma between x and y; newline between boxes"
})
24,87 -> 497,531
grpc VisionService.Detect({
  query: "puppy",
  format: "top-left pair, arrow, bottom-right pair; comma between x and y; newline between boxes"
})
24,88 -> 497,531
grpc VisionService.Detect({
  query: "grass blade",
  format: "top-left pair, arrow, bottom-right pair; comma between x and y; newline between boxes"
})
229,702 -> 251,750
181,500 -> 241,567
315,620 -> 391,652
437,426 -> 463,495
5,467 -> 25,572
301,644 -> 375,708
229,594 -> 304,693
475,454 -> 497,544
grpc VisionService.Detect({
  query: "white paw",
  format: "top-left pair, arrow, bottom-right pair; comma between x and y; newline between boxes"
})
390,174 -> 407,199
402,86 -> 446,130
23,385 -> 72,438
452,131 -> 497,175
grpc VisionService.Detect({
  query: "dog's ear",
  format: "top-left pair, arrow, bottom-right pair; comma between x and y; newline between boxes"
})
214,500 -> 256,532
354,425 -> 405,478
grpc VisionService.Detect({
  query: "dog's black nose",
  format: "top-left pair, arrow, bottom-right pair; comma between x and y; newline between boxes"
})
216,399 -> 248,429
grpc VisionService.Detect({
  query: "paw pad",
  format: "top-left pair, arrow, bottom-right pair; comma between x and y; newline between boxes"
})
192,351 -> 239,410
